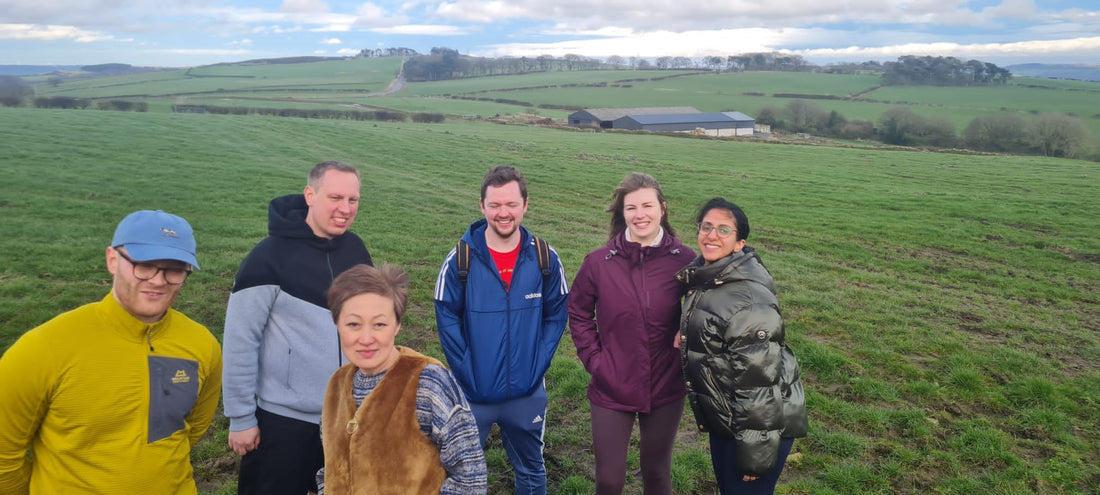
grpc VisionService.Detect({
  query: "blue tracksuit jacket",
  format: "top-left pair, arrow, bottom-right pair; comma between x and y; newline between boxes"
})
433,219 -> 569,404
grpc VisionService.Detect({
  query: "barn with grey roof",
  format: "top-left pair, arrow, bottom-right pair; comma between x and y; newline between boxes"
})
568,107 -> 754,136
568,107 -> 702,129
612,112 -> 755,136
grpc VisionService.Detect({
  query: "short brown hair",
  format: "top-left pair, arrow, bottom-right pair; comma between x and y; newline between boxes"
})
480,166 -> 527,202
326,264 -> 409,324
308,161 -> 360,189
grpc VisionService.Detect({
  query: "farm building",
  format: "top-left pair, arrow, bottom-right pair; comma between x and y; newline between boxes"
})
568,107 -> 702,129
612,112 -> 755,137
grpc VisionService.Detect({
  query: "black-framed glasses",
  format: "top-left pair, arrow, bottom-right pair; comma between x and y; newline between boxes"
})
698,223 -> 736,239
115,249 -> 192,284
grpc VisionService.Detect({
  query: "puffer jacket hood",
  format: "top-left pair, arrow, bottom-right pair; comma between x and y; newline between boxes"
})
677,246 -> 808,476
677,246 -> 775,293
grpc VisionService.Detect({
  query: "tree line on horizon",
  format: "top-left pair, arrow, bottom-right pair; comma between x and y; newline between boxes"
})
390,47 -> 1010,88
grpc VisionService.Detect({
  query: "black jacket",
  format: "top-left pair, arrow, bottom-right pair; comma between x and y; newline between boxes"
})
677,246 -> 807,476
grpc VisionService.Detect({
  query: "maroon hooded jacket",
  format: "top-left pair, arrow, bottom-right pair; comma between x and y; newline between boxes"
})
568,230 -> 696,413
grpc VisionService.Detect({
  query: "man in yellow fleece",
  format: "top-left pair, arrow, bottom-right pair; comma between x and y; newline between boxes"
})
0,210 -> 222,495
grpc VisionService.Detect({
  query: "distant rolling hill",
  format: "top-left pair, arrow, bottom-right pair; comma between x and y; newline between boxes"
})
1007,63 -> 1100,82
0,65 -> 82,76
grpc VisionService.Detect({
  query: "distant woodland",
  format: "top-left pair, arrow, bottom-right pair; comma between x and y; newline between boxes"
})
390,47 -> 1011,87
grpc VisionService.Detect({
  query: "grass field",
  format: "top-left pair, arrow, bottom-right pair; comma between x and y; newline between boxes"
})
1,106 -> 1098,494
34,58 -> 403,98
31,58 -> 1100,141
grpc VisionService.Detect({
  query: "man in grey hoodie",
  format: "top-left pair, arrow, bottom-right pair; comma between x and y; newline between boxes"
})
222,161 -> 372,495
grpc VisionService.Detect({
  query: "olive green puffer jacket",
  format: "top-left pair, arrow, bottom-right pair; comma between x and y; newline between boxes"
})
677,246 -> 808,476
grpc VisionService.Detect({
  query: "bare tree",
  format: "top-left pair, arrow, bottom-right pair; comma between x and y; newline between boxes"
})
1029,113 -> 1089,158
537,55 -> 554,71
671,57 -> 692,69
784,99 -> 827,133
964,114 -> 1027,152
563,54 -> 584,71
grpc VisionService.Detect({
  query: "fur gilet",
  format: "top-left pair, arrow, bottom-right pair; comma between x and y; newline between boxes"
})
321,347 -> 447,494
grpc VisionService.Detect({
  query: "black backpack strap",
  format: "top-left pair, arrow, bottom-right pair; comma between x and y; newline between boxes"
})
456,240 -> 470,285
533,236 -> 551,278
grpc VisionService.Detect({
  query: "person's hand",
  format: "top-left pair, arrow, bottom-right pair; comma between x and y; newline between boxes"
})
742,475 -> 759,482
673,331 -> 682,349
228,426 -> 261,456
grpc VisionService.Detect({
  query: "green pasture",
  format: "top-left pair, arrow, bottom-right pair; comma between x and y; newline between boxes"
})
184,58 -> 402,81
334,96 -> 570,118
1012,76 -> 1100,91
36,57 -> 401,98
28,61 -> 1100,138
1,107 -> 1098,494
865,84 -> 1100,116
399,70 -> 701,96
621,71 -> 883,97
430,74 -> 1100,135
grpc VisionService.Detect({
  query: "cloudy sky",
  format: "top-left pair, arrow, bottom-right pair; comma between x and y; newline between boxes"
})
2,0 -> 1098,68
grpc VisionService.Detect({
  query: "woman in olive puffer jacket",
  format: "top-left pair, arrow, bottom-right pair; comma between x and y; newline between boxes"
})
676,197 -> 807,495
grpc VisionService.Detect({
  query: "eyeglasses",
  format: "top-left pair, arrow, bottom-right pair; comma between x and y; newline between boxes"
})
115,249 -> 192,285
698,223 -> 737,239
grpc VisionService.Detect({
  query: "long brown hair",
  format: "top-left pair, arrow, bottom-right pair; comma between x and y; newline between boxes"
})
606,172 -> 677,241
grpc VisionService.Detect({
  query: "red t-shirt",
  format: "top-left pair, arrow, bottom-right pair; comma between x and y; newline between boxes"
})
489,243 -> 521,290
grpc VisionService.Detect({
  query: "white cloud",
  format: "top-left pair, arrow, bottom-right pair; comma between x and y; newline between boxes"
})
0,23 -> 117,42
311,24 -> 352,32
157,48 -> 252,55
280,0 -> 330,14
372,24 -> 468,35
477,28 -> 794,58
983,0 -> 1037,19
475,25 -> 1100,66
251,25 -> 304,34
431,0 -> 999,31
434,0 -> 530,23
322,37 -> 342,44
336,48 -> 359,55
353,2 -> 411,28
796,36 -> 1100,63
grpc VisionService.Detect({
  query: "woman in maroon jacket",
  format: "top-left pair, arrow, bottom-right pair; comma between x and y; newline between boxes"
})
568,172 -> 696,494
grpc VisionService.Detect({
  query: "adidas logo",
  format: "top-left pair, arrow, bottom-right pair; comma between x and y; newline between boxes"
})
171,369 -> 191,384
532,415 -> 543,424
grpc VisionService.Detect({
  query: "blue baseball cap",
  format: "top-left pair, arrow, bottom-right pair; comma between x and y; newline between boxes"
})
111,210 -> 200,269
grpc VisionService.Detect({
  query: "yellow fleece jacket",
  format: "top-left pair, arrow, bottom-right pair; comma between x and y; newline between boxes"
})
0,293 -> 222,495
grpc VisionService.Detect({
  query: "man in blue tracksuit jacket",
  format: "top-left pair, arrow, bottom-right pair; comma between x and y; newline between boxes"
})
434,166 -> 569,495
